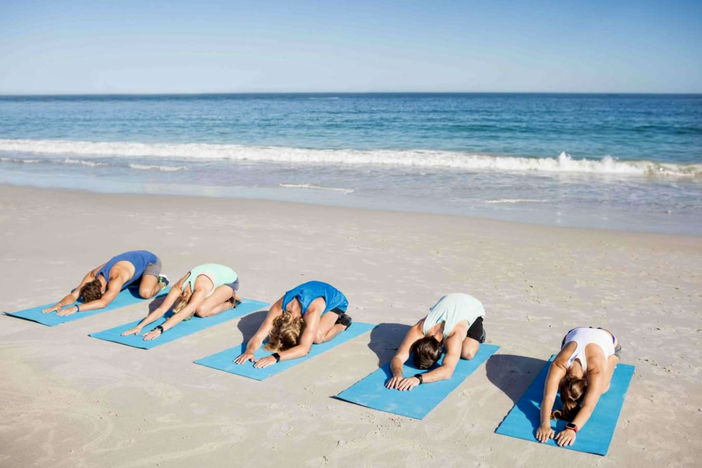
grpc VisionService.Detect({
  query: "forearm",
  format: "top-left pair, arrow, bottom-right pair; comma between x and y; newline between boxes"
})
136,309 -> 167,329
160,311 -> 190,332
571,405 -> 595,430
58,293 -> 79,306
420,366 -> 452,384
279,343 -> 311,361
390,357 -> 405,377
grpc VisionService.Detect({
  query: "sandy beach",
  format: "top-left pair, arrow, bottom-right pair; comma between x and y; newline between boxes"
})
1,184 -> 700,468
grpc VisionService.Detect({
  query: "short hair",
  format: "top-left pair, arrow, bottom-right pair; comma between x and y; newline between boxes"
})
410,336 -> 443,369
79,278 -> 103,303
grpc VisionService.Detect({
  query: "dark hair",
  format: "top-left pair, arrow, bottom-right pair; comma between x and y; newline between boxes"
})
410,336 -> 443,370
79,278 -> 103,303
551,375 -> 587,421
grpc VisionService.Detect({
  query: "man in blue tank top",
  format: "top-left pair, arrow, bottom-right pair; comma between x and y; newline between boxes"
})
42,250 -> 167,316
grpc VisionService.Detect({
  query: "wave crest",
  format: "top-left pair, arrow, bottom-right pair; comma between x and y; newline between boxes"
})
0,139 -> 700,178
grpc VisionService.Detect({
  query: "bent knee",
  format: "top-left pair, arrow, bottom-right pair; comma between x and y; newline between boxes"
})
461,350 -> 477,360
194,305 -> 211,318
314,332 -> 326,344
138,287 -> 156,299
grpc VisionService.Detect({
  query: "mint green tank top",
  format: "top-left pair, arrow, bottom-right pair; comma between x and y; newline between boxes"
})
422,293 -> 485,338
181,264 -> 238,297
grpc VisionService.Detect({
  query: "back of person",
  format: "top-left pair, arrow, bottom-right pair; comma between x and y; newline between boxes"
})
282,281 -> 348,315
563,327 -> 615,372
183,264 -> 238,297
97,250 -> 158,289
423,293 -> 485,337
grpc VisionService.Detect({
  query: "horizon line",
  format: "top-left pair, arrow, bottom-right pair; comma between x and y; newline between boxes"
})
1,91 -> 701,97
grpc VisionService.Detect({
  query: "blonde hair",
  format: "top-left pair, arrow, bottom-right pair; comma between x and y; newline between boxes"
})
551,375 -> 587,421
265,312 -> 305,352
172,289 -> 195,320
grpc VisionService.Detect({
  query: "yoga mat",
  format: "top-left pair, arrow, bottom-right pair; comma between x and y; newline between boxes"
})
89,298 -> 269,349
335,344 -> 500,420
194,322 -> 375,380
4,286 -> 171,327
495,356 -> 635,456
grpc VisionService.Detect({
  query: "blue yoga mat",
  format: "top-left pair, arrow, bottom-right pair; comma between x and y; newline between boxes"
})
335,343 -> 500,420
89,299 -> 269,349
194,322 -> 375,380
495,356 -> 635,456
4,286 -> 171,327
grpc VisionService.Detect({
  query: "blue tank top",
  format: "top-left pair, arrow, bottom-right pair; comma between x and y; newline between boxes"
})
97,250 -> 158,290
282,281 -> 348,316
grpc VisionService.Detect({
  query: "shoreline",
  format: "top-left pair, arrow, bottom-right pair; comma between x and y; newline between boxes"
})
1,184 -> 700,467
2,179 -> 701,239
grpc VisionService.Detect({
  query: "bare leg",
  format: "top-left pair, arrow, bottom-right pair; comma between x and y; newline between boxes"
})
195,286 -> 235,318
314,311 -> 346,344
461,336 -> 480,360
138,274 -> 161,299
603,354 -> 620,393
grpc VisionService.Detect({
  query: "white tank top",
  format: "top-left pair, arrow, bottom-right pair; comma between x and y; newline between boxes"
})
564,327 -> 615,373
422,293 -> 485,338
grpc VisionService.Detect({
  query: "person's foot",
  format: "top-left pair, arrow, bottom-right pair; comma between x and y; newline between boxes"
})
158,275 -> 169,289
335,312 -> 353,330
479,328 -> 486,344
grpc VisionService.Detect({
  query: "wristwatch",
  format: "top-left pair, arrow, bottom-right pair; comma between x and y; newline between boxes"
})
155,325 -> 165,334
565,423 -> 579,433
272,352 -> 281,362
413,373 -> 424,385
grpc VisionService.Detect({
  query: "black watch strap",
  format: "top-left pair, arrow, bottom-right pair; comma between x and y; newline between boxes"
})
414,373 -> 424,385
156,325 -> 165,334
272,352 -> 281,362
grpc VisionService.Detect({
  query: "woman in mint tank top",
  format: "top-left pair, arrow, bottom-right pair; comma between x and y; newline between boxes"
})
234,281 -> 352,369
122,263 -> 241,341
385,293 -> 486,392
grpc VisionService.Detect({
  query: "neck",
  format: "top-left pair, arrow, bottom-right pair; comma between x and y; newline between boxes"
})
427,322 -> 445,341
569,360 -> 585,378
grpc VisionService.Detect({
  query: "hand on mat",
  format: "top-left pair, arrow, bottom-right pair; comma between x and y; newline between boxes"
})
385,374 -> 404,390
42,304 -> 62,314
555,429 -> 576,447
397,376 -> 421,391
234,351 -> 255,364
121,327 -> 142,337
143,328 -> 162,341
253,356 -> 277,368
57,306 -> 78,316
536,424 -> 554,443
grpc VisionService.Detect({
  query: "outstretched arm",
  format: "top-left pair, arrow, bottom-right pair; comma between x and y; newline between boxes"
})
536,357 -> 568,443
41,265 -> 103,314
56,279 -> 123,316
142,284 -> 208,340
386,321 -> 424,390
121,275 -> 187,336
234,297 -> 283,364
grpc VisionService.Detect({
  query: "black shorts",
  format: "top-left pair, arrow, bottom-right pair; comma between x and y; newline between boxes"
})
329,307 -> 347,315
466,317 -> 484,342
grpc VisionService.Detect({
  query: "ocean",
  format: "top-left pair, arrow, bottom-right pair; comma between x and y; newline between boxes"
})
0,93 -> 700,235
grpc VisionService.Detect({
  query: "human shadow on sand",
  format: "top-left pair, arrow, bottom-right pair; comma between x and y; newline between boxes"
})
236,310 -> 268,340
486,354 -> 548,404
367,322 -> 411,366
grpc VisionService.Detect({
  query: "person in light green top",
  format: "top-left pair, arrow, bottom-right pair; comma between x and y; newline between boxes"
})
122,263 -> 241,341
386,293 -> 486,391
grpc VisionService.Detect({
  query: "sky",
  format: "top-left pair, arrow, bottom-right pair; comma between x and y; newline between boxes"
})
0,0 -> 700,94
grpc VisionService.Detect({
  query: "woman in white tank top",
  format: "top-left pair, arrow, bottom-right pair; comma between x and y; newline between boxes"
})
536,326 -> 621,447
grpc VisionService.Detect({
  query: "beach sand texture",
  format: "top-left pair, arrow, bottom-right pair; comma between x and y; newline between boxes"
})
1,185 -> 700,467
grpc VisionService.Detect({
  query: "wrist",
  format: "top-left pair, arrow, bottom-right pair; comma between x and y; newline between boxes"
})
155,325 -> 165,334
272,352 -> 281,362
413,373 -> 424,385
565,423 -> 579,433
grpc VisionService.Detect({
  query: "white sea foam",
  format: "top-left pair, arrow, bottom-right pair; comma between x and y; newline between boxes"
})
279,183 -> 354,194
485,199 -> 548,204
128,163 -> 187,172
0,139 -> 700,178
0,157 -> 41,164
62,158 -> 109,167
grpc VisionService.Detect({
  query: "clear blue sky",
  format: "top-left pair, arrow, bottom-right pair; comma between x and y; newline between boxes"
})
1,0 -> 700,94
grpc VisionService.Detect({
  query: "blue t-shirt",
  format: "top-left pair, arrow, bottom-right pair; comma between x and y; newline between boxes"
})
282,281 -> 348,315
97,250 -> 158,290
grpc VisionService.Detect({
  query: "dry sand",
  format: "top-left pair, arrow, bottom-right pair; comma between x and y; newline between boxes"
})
0,184 -> 700,468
